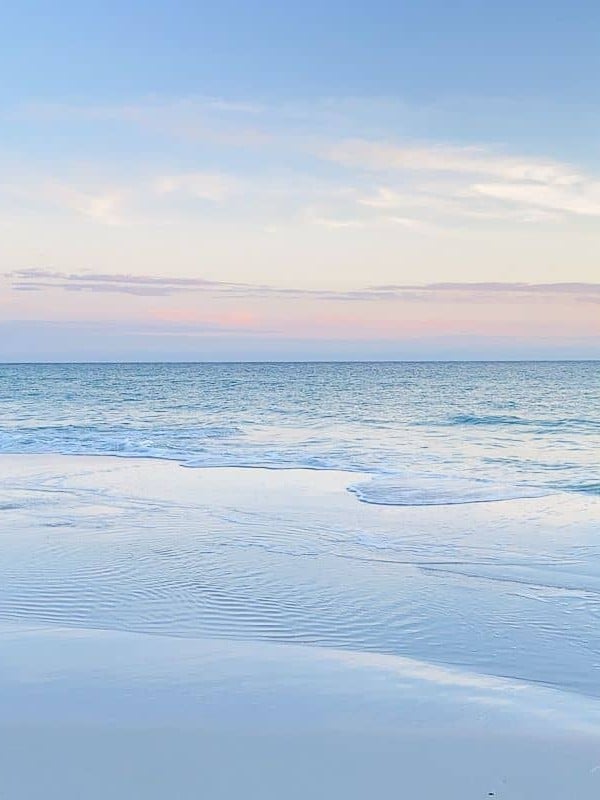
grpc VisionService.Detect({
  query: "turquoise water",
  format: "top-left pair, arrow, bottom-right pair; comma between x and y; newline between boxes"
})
0,362 -> 598,501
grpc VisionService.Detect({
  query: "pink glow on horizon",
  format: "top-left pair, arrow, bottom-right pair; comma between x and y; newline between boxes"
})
3,277 -> 599,347
151,308 -> 262,328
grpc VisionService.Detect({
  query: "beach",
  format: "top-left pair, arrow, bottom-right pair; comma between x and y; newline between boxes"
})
1,453 -> 600,798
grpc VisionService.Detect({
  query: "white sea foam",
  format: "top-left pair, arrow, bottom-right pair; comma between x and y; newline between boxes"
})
347,475 -> 549,506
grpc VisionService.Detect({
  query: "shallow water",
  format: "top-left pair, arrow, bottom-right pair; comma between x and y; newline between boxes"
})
1,456 -> 599,699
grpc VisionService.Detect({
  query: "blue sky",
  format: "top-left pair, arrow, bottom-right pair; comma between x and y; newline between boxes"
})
1,1 -> 599,360
4,2 -> 599,104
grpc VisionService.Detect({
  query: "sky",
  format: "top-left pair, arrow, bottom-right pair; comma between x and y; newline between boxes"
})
1,0 -> 599,360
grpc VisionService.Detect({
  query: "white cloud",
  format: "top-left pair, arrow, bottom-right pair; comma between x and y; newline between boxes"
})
467,181 -> 600,218
325,139 -> 581,185
5,96 -> 600,229
0,181 -> 128,225
357,186 -> 460,214
340,142 -> 600,221
154,172 -> 240,203
386,216 -> 434,232
45,184 -> 125,225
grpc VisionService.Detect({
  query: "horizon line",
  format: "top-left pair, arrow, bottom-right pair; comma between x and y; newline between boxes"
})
1,359 -> 599,366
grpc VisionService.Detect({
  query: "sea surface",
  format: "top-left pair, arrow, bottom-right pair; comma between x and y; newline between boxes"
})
0,361 -> 599,699
0,361 -> 598,499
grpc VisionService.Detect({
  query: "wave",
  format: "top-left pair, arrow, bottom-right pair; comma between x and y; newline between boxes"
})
0,436 -> 591,506
448,414 -> 526,426
561,481 -> 600,496
348,476 -> 549,506
0,426 -> 595,505
448,414 -> 600,430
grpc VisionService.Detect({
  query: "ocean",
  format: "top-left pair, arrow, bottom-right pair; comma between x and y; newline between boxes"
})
1,361 -> 598,496
0,361 -> 599,698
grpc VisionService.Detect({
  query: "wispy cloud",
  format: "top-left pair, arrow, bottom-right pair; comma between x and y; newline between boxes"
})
15,97 -> 270,147
45,184 -> 126,225
1,180 -> 128,225
154,172 -> 241,203
370,281 -> 600,297
6,269 -> 600,304
467,181 -> 600,218
305,206 -> 435,233
7,268 -> 389,300
4,96 -> 600,238
325,139 -> 600,221
0,169 -> 245,227
8,269 -> 228,297
325,140 -> 581,184
6,95 -> 600,228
